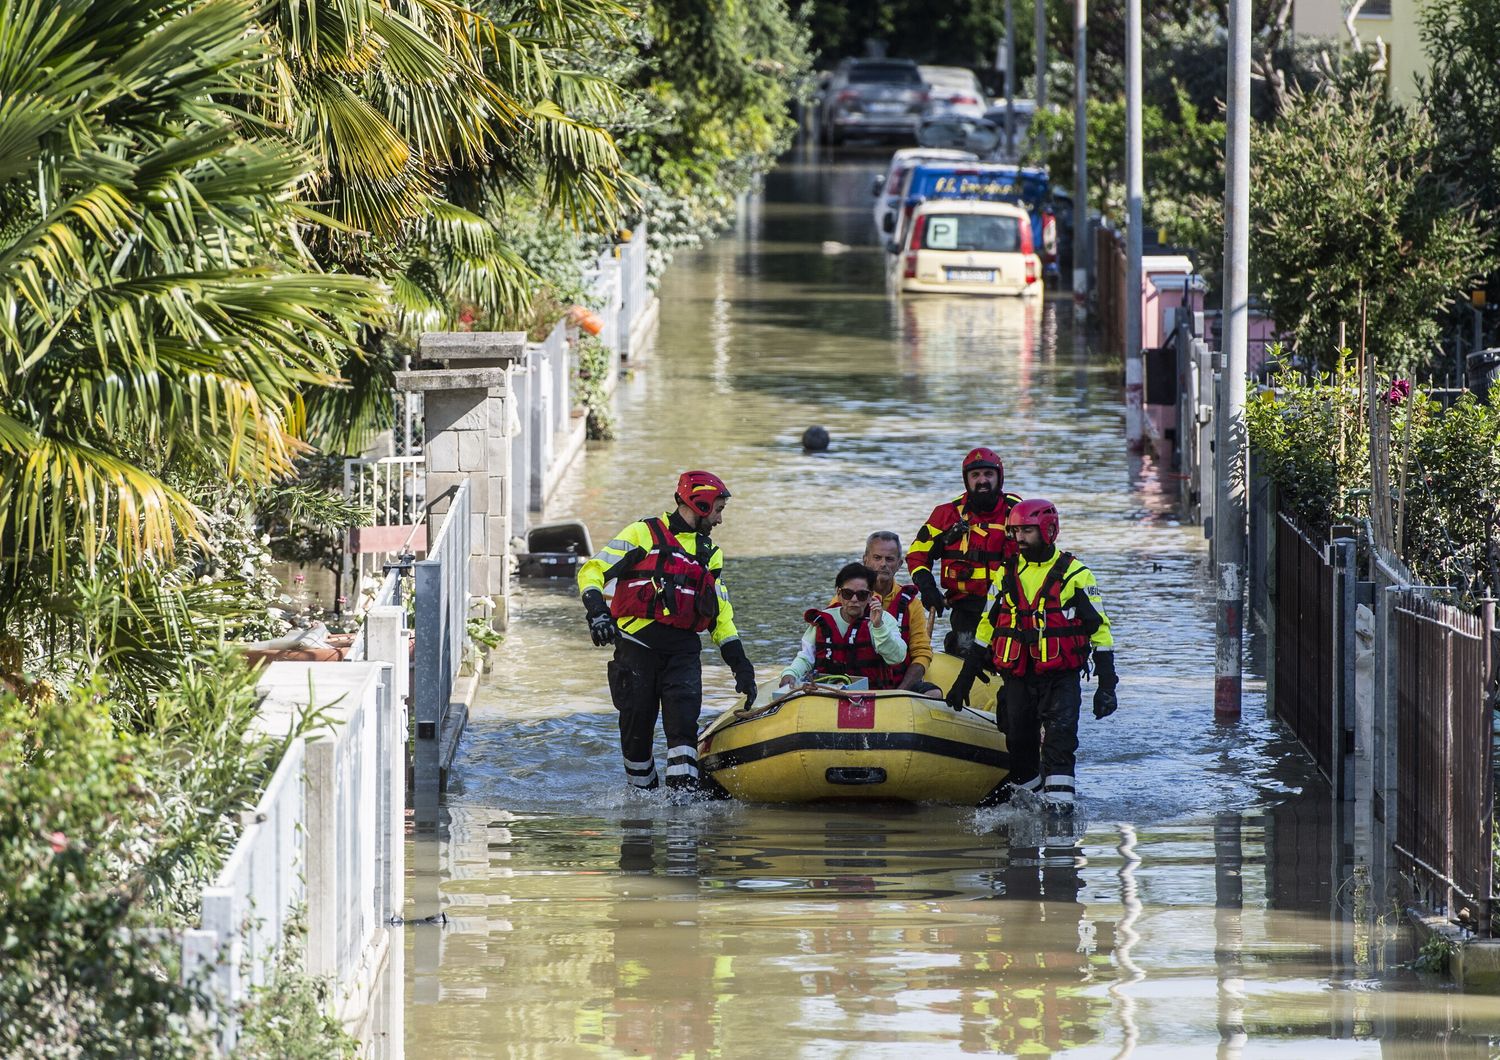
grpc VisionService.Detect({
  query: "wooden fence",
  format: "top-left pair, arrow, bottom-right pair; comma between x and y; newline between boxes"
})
1272,513 -> 1338,783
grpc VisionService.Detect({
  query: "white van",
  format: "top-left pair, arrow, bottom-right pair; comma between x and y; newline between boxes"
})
893,199 -> 1042,296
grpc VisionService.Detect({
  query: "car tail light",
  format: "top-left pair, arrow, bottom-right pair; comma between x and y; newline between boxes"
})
1019,218 -> 1034,256
1026,258 -> 1038,285
948,94 -> 978,105
836,90 -> 859,103
904,216 -> 927,278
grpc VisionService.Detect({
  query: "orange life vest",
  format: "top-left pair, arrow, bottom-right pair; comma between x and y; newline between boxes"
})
610,517 -> 719,632
987,552 -> 1091,676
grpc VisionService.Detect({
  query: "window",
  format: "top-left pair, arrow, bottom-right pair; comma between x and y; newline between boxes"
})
921,214 -> 1022,253
1359,0 -> 1392,16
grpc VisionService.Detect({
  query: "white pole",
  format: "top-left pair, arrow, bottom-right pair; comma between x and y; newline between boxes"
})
1124,0 -> 1144,450
1072,0 -> 1088,303
1005,0 -> 1017,159
1035,0 -> 1047,109
1215,0 -> 1252,719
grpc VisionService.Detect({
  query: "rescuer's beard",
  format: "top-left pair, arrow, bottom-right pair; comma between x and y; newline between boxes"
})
967,483 -> 1000,513
1020,541 -> 1055,564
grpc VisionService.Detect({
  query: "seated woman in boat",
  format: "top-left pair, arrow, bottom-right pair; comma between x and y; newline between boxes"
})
778,563 -> 942,697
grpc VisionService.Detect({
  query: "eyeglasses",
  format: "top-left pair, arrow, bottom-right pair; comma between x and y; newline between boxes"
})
838,588 -> 872,601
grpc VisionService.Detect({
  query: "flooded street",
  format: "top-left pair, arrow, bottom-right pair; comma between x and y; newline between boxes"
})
403,156 -> 1500,1056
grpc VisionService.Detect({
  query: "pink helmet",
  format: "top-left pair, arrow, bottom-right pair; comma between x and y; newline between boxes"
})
1006,498 -> 1060,544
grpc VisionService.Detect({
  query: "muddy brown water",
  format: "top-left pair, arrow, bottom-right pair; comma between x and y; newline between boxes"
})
402,154 -> 1500,1057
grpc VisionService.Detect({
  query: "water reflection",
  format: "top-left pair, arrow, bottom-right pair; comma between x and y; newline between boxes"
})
403,155 -> 1500,1056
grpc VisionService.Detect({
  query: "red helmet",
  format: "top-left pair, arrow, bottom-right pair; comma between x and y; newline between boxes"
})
675,470 -> 731,516
962,447 -> 1005,486
1006,498 -> 1060,544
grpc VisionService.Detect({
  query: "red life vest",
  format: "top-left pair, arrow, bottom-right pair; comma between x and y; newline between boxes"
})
987,552 -> 1092,676
610,518 -> 719,632
933,493 -> 1021,602
804,607 -> 904,689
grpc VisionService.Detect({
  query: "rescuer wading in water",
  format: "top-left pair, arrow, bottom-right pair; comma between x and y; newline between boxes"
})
907,447 -> 1023,655
577,471 -> 757,792
945,499 -> 1119,813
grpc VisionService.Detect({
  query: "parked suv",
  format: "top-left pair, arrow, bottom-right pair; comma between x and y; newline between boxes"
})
820,59 -> 927,146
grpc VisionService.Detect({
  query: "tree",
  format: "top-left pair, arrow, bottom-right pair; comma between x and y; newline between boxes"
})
1249,65 -> 1490,373
0,0 -> 382,578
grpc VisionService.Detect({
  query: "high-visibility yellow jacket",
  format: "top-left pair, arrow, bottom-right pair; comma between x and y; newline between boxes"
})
974,548 -> 1113,661
577,511 -> 740,647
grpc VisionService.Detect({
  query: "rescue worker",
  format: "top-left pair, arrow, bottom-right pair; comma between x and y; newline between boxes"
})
832,531 -> 941,694
945,499 -> 1119,813
578,471 -> 757,793
779,562 -> 916,691
907,447 -> 1023,655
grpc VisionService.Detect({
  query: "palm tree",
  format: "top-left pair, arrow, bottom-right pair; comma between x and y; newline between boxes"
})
0,0 -> 384,580
258,0 -> 640,453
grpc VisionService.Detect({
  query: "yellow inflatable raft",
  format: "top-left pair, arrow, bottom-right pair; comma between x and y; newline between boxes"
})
697,653 -> 1007,805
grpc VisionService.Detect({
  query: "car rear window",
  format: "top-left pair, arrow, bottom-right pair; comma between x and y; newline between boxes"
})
848,64 -> 922,84
920,214 -> 1022,253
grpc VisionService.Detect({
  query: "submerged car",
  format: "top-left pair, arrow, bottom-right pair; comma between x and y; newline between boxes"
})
918,65 -> 988,121
820,58 -> 927,146
888,161 -> 1059,281
871,147 -> 978,236
892,199 -> 1042,296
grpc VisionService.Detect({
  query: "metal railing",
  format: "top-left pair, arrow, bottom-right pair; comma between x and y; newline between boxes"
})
618,225 -> 650,356
344,454 -> 427,602
413,480 -> 471,800
1393,594 -> 1497,932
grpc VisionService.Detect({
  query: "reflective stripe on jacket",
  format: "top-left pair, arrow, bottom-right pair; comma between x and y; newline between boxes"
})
975,549 -> 1114,675
577,511 -> 739,644
907,492 -> 1022,604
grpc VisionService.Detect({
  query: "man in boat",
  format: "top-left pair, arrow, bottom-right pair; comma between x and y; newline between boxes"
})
945,499 -> 1118,814
906,447 -> 1023,655
829,531 -> 940,695
780,562 -> 940,697
577,470 -> 757,793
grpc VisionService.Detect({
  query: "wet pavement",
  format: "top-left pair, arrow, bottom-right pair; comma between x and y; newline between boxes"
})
402,150 -> 1500,1057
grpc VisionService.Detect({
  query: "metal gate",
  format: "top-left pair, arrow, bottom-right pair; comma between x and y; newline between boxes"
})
1273,513 -> 1336,781
1393,594 -> 1495,931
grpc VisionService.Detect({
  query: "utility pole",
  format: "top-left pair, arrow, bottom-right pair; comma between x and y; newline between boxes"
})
1035,0 -> 1047,109
1215,0 -> 1252,720
1124,0 -> 1144,450
1004,0 -> 1017,159
1073,0 -> 1088,304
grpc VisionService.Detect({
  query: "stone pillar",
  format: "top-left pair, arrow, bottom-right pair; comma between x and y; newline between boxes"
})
397,331 -> 527,630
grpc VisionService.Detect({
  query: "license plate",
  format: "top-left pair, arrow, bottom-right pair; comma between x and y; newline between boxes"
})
946,268 -> 995,282
868,102 -> 905,113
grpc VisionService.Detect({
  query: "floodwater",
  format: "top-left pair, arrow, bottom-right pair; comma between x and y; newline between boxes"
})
402,153 -> 1500,1057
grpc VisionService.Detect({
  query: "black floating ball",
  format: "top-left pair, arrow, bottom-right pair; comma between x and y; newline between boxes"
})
801,425 -> 830,452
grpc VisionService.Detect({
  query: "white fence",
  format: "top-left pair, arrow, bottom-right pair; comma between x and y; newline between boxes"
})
181,660 -> 405,1051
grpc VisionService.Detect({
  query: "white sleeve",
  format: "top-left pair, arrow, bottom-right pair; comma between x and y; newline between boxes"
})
871,615 -> 907,664
782,625 -> 818,682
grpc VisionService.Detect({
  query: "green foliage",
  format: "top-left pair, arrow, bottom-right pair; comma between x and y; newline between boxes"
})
235,919 -> 360,1059
624,0 -> 811,256
0,651 -> 325,1054
257,457 -> 375,575
1421,0 -> 1500,266
0,686 -> 202,1055
1414,933 -> 1457,974
1245,351 -> 1371,538
1247,353 -> 1500,595
1250,63 -> 1492,374
574,335 -> 617,441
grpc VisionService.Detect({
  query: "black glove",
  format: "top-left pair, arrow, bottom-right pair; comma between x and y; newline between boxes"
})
944,665 -> 978,711
963,641 -> 993,684
582,589 -> 617,647
1092,650 -> 1119,719
913,568 -> 946,616
721,639 -> 757,708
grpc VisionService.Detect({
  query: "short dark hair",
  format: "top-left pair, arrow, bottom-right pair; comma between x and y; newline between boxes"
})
835,561 -> 875,588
